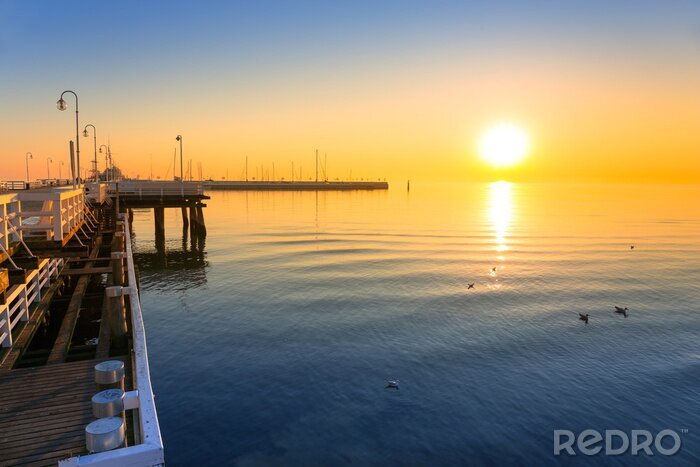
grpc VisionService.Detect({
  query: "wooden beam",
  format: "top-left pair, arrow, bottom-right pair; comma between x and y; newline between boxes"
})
46,236 -> 103,365
60,266 -> 113,276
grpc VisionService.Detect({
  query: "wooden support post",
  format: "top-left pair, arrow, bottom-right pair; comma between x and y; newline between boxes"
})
181,207 -> 189,228
188,205 -> 197,242
154,207 -> 165,252
196,205 -> 206,237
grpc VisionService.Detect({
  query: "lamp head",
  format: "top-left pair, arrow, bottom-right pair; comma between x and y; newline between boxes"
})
27,153 -> 32,159
56,98 -> 67,111
83,129 -> 89,137
176,135 -> 181,142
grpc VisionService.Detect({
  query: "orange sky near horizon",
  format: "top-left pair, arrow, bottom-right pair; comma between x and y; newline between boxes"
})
2,3 -> 700,184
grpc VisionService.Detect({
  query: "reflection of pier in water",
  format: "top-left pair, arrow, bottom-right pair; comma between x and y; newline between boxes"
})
133,244 -> 208,290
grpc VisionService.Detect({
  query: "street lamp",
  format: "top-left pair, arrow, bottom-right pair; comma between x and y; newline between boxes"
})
99,145 -> 108,181
47,157 -> 53,179
59,161 -> 64,183
175,135 -> 183,182
25,152 -> 32,181
56,90 -> 80,184
83,124 -> 97,182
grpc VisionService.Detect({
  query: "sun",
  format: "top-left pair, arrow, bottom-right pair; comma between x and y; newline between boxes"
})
479,123 -> 530,168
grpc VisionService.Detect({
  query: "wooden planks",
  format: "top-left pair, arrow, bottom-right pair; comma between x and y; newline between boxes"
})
46,237 -> 103,366
0,357 -> 130,467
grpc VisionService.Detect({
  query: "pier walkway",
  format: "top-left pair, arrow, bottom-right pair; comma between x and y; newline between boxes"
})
0,357 -> 131,467
1,183 -> 167,466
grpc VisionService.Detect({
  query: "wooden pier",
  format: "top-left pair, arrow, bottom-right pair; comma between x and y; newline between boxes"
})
0,357 -> 131,466
202,180 -> 389,190
0,183 -> 167,466
110,181 -> 209,249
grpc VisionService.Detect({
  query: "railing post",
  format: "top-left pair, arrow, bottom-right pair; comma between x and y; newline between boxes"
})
34,271 -> 42,303
0,202 -> 7,251
13,198 -> 23,244
1,305 -> 12,347
53,196 -> 62,241
21,283 -> 30,321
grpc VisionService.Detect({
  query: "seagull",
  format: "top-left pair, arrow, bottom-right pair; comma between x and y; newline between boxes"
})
467,283 -> 475,289
385,380 -> 400,389
579,313 -> 589,324
491,267 -> 497,272
630,245 -> 635,250
614,306 -> 628,318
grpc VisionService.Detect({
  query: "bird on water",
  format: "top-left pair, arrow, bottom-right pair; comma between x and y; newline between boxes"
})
579,313 -> 589,324
386,380 -> 400,389
614,306 -> 629,318
467,283 -> 475,289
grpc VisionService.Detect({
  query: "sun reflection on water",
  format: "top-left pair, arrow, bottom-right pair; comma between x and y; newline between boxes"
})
488,181 -> 513,254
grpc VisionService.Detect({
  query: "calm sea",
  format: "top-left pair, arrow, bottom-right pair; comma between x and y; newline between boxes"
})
130,182 -> 700,466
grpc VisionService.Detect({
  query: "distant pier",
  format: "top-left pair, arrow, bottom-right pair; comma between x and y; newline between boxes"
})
202,180 -> 388,191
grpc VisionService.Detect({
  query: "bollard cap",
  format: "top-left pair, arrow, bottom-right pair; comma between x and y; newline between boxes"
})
92,388 -> 125,418
86,417 -> 125,453
95,360 -> 125,384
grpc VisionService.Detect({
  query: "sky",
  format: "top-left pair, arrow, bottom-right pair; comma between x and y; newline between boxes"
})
1,1 -> 700,183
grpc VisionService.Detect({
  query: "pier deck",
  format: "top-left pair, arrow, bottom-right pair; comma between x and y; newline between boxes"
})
0,357 -> 131,467
1,183 -> 165,466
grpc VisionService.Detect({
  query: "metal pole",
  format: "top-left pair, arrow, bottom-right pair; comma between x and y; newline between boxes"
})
93,131 -> 97,181
58,91 -> 79,185
176,135 -> 183,182
25,152 -> 32,181
75,104 -> 80,184
70,141 -> 76,189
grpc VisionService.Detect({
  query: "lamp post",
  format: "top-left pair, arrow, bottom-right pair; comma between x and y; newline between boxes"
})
25,152 -> 32,181
175,135 -> 183,182
59,161 -> 64,183
56,90 -> 80,184
99,145 -> 108,181
47,157 -> 53,179
83,124 -> 97,182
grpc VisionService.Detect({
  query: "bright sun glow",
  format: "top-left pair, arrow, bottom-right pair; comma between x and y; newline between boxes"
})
479,123 -> 530,168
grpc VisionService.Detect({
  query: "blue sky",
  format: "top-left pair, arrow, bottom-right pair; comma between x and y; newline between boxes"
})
2,1 -> 699,181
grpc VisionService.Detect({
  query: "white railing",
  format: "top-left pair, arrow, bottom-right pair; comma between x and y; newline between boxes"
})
0,181 -> 29,191
0,193 -> 23,251
59,212 -> 164,467
16,188 -> 85,242
0,257 -> 63,348
109,180 -> 203,199
85,183 -> 108,205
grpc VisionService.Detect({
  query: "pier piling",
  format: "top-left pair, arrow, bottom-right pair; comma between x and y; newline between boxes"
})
196,204 -> 206,237
154,207 -> 165,251
181,206 -> 189,228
